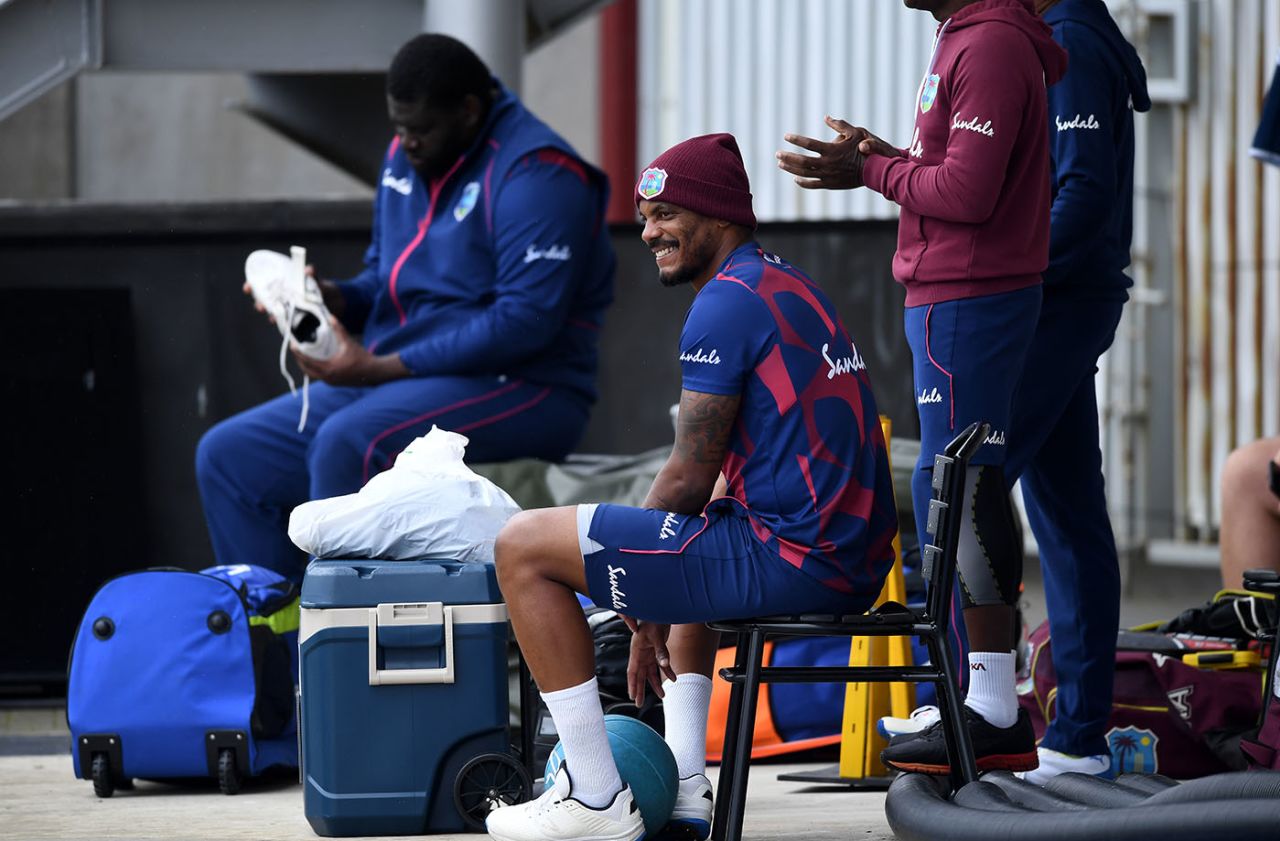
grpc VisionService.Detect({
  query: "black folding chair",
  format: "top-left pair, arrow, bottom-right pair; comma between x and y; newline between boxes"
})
706,421 -> 987,841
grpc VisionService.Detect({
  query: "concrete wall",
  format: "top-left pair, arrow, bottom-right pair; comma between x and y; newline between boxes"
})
523,12 -> 600,166
74,73 -> 373,202
0,84 -> 75,200
0,12 -> 602,202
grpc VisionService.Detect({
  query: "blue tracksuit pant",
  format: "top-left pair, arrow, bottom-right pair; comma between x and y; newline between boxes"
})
906,284 -> 1123,758
195,375 -> 589,582
905,286 -> 1040,693
1005,284 -> 1127,758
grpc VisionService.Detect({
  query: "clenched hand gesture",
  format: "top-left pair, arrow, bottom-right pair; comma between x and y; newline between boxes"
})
777,116 -> 900,190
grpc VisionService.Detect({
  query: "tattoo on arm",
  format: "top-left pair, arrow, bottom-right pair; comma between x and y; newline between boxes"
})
641,390 -> 740,512
674,391 -> 740,465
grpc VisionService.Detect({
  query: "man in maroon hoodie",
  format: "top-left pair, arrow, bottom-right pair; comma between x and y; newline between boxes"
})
778,0 -> 1068,775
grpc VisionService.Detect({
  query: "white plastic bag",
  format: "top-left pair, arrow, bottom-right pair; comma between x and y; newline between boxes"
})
287,426 -> 522,563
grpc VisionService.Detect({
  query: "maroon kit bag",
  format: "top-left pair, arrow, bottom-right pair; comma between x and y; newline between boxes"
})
1240,670 -> 1280,770
1018,620 -> 1264,778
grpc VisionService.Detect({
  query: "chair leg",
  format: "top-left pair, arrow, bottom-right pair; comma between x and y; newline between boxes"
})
718,629 -> 765,841
928,633 -> 979,790
711,633 -> 749,841
517,652 -> 536,777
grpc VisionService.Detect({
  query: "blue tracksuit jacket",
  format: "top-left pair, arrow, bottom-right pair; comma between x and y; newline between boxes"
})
338,81 -> 615,402
1043,0 -> 1151,293
1254,52 -> 1280,167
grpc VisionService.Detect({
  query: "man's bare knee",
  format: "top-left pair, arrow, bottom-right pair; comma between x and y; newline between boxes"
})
496,509 -> 570,580
495,506 -> 588,599
495,511 -> 541,586
1222,441 -> 1271,503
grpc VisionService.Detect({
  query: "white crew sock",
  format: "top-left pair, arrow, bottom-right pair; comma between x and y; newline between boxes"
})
541,677 -> 623,809
661,673 -> 714,779
963,650 -> 1017,728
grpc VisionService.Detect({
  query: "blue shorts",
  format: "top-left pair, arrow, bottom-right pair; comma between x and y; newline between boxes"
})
577,498 -> 876,624
904,286 -> 1041,468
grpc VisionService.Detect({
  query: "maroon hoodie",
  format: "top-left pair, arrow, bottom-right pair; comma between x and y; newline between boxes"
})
862,0 -> 1069,307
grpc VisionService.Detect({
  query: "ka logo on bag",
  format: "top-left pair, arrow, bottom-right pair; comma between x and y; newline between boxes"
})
637,167 -> 668,200
920,74 -> 941,114
1167,686 -> 1193,721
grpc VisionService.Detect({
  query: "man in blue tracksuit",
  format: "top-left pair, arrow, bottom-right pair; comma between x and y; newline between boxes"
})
196,34 -> 615,582
1003,0 -> 1151,782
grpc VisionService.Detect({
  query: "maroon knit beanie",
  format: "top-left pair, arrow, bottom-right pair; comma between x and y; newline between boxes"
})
635,133 -> 757,229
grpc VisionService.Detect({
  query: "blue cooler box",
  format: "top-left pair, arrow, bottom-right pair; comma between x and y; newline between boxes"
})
300,559 -> 510,836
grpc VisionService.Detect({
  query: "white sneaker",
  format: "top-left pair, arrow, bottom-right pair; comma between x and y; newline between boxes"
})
244,246 -> 338,360
877,705 -> 941,739
244,248 -> 292,329
244,246 -> 338,431
486,765 -> 643,841
1016,747 -> 1112,785
666,773 -> 713,839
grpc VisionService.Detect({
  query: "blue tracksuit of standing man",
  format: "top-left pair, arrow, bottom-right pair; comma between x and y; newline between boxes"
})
1004,0 -> 1151,778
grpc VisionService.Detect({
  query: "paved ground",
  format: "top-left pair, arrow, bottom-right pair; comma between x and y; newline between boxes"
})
0,707 -> 895,841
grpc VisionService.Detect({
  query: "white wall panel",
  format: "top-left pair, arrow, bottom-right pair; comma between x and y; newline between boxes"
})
1170,0 -> 1280,538
638,0 -> 936,221
1263,4 -> 1280,438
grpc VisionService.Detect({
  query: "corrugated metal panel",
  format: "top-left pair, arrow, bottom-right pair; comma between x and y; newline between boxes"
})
1173,0 -> 1280,538
638,0 -> 936,221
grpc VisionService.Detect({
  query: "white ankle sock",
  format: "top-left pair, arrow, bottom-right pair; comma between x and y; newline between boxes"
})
963,650 -> 1017,728
541,677 -> 623,808
661,673 -> 713,779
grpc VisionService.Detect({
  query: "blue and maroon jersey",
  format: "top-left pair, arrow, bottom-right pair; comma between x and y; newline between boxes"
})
679,242 -> 898,596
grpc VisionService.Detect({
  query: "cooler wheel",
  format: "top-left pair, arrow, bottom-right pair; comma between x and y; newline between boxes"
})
91,753 -> 114,798
217,747 -> 243,795
453,752 -> 532,830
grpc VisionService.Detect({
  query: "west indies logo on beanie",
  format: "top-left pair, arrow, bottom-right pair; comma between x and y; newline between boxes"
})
637,167 -> 668,199
635,133 -> 757,229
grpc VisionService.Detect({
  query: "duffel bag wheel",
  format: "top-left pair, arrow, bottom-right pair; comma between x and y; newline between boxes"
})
91,753 -> 114,798
217,748 -> 243,795
453,753 -> 532,831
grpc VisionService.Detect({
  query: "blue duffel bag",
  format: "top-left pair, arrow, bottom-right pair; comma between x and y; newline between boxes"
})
67,564 -> 300,796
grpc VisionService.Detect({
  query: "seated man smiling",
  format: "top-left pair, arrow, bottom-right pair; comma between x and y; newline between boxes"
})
487,133 -> 898,841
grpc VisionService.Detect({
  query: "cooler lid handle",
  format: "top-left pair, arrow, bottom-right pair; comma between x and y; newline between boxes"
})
367,602 -> 455,686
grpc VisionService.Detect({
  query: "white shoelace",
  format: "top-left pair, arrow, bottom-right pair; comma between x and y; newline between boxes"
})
275,310 -> 311,434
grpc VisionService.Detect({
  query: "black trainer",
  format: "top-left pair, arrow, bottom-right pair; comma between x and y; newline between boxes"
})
880,707 -> 1038,775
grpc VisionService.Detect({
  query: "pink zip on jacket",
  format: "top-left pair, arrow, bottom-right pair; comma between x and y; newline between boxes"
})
862,0 -> 1069,307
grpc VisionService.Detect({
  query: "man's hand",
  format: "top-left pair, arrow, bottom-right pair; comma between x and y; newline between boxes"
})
293,315 -> 408,386
625,617 -> 676,706
857,136 -> 900,162
310,269 -> 347,318
777,116 -> 872,190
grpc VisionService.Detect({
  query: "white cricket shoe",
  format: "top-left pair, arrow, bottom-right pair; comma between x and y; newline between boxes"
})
243,245 -> 338,431
666,773 -> 713,839
244,246 -> 338,360
486,765 -> 643,841
244,248 -> 292,329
